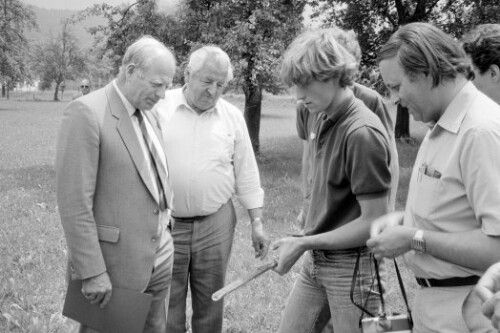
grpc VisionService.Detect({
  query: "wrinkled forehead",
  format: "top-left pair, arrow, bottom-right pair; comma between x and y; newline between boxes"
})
193,59 -> 229,81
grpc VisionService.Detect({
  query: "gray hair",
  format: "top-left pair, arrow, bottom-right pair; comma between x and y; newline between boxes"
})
185,46 -> 234,82
120,35 -> 176,74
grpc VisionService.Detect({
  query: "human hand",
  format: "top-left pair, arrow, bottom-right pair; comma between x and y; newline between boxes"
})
270,237 -> 306,275
251,220 -> 270,259
81,271 -> 112,308
481,293 -> 500,330
370,211 -> 404,238
476,262 -> 500,329
366,225 -> 415,260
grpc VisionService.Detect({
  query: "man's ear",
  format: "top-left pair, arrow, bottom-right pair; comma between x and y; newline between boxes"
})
489,64 -> 500,83
125,63 -> 137,80
184,67 -> 191,83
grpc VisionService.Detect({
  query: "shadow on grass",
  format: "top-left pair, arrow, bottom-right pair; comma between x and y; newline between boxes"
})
0,164 -> 55,192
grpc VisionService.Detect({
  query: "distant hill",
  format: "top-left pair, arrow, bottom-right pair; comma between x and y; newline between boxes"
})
25,5 -> 106,48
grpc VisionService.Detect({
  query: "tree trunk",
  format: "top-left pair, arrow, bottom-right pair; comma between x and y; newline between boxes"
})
54,82 -> 60,101
243,84 -> 262,154
1,84 -> 5,97
6,84 -> 9,99
395,104 -> 410,138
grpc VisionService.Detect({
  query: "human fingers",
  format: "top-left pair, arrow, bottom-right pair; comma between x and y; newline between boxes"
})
90,292 -> 105,305
100,289 -> 113,309
255,239 -> 270,259
476,285 -> 495,303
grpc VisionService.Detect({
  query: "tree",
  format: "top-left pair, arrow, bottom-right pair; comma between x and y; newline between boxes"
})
30,19 -> 86,101
0,0 -> 37,98
314,0 -> 500,140
81,0 -> 306,154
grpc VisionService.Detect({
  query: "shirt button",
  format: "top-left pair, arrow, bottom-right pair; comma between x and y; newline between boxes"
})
153,209 -> 159,215
151,237 -> 157,243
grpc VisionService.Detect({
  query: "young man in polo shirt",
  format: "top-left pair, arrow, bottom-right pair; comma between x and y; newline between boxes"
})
271,29 -> 392,333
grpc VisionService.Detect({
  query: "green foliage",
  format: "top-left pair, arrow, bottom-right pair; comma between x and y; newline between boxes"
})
0,0 -> 37,95
314,0 -> 500,139
29,20 -> 87,101
315,0 -> 500,68
77,0 -> 306,152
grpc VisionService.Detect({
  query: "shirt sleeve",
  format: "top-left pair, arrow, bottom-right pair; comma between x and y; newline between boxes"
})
232,108 -> 264,209
461,127 -> 500,236
345,126 -> 391,196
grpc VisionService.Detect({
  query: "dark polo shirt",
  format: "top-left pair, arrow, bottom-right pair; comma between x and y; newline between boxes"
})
304,94 -> 391,236
297,82 -> 394,141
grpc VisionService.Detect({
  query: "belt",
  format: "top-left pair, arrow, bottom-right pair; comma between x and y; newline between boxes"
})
173,215 -> 208,222
416,275 -> 479,288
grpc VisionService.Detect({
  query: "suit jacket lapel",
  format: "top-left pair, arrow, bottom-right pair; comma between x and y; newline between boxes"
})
105,83 -> 160,204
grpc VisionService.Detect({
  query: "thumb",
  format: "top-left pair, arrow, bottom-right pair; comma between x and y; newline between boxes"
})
270,240 -> 281,251
476,285 -> 495,303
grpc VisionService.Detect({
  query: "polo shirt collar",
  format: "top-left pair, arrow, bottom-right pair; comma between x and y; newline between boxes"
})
325,92 -> 356,124
179,85 -> 220,115
436,81 -> 477,134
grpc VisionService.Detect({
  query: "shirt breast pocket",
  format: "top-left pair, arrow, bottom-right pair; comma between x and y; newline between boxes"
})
412,172 -> 443,221
211,131 -> 234,163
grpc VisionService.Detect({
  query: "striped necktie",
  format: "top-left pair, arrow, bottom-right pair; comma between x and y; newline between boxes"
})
135,109 -> 168,211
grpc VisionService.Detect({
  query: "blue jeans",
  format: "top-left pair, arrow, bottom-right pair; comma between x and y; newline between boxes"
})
166,201 -> 236,333
278,248 -> 380,333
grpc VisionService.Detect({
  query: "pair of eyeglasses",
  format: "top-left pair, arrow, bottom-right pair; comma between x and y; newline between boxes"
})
81,85 -> 89,88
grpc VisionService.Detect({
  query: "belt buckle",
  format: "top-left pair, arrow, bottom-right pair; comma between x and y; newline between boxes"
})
418,278 -> 432,287
166,208 -> 172,231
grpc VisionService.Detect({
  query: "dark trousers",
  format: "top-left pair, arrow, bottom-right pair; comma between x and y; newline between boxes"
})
166,200 -> 237,333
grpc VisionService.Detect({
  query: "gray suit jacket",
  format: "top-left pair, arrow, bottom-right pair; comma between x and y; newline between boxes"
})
56,83 -> 170,291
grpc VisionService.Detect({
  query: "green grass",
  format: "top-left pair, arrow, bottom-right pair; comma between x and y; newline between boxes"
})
0,92 -> 428,332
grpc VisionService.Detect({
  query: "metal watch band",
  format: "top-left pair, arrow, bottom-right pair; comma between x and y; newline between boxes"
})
411,229 -> 426,253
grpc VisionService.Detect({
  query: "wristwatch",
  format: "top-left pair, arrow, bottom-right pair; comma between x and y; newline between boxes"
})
411,229 -> 426,253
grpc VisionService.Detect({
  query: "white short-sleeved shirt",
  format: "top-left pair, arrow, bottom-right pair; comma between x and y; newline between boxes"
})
404,82 -> 500,279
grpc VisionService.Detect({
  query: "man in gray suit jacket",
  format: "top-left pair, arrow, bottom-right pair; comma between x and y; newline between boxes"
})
56,36 -> 176,333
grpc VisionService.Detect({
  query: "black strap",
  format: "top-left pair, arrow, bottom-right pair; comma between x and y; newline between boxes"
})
373,258 -> 386,314
393,258 -> 413,326
350,251 -> 413,328
350,249 -> 377,318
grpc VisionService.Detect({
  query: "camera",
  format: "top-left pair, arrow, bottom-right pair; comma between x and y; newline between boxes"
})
361,314 -> 412,333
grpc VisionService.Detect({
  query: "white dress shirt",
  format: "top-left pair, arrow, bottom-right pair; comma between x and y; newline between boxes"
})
154,87 -> 264,217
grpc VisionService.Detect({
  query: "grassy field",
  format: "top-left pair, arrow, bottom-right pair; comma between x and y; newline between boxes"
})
0,91 -> 428,332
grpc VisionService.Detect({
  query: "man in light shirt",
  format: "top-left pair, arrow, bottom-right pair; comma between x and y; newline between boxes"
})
154,45 -> 270,333
367,23 -> 500,332
56,36 -> 176,332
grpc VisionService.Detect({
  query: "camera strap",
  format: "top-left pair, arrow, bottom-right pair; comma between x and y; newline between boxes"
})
350,250 -> 413,327
374,257 -> 413,326
392,258 -> 413,325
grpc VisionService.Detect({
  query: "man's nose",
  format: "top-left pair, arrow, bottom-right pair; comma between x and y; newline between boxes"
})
207,83 -> 218,96
156,87 -> 166,99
